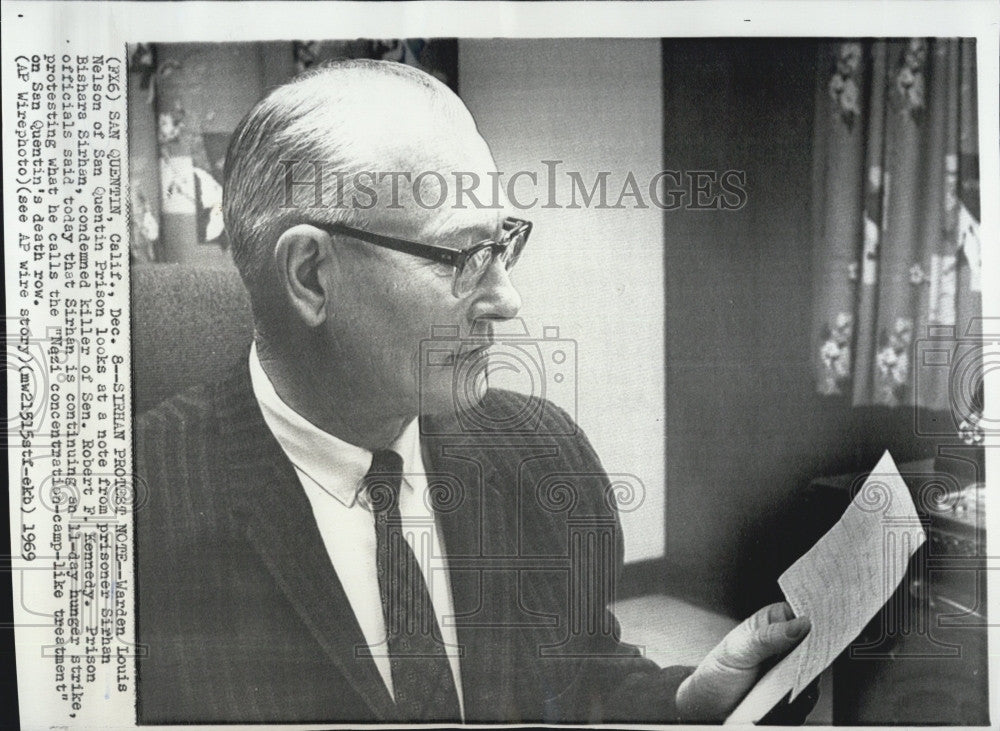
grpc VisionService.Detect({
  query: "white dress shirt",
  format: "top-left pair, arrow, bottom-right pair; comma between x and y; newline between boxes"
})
249,345 -> 464,715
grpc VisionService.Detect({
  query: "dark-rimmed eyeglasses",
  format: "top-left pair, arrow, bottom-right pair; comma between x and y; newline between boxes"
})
313,217 -> 532,297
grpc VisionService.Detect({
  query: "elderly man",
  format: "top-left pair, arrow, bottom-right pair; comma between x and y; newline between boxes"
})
136,59 -> 812,724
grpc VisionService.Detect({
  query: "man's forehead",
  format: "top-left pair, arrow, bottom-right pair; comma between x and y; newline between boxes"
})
372,194 -> 502,248
367,142 -> 505,242
313,76 -> 504,241
337,75 -> 483,158
380,126 -> 495,175
432,210 -> 504,242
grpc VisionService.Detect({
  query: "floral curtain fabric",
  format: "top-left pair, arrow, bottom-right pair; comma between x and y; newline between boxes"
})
126,40 -> 457,266
812,39 -> 980,412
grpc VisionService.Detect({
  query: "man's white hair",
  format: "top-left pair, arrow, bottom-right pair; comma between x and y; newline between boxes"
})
222,58 -> 464,325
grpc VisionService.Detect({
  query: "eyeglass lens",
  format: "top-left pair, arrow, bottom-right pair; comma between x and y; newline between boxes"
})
453,229 -> 527,296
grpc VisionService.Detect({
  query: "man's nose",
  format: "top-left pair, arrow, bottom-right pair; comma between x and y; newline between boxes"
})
470,262 -> 522,322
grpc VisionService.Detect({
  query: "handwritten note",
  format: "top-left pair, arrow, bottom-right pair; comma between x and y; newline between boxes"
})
726,451 -> 926,724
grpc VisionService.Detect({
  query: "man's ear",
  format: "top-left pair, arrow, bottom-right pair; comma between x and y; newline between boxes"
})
273,224 -> 335,328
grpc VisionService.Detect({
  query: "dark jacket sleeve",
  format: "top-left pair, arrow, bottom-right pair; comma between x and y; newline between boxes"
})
529,395 -> 696,723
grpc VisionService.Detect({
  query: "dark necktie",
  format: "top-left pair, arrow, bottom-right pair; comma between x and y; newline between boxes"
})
364,449 -> 462,722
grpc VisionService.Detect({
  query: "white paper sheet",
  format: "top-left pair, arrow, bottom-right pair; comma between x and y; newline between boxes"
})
726,451 -> 926,725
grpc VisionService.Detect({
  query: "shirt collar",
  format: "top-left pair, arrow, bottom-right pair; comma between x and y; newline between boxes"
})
248,342 -> 420,508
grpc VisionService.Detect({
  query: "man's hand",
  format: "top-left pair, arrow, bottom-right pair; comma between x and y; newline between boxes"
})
675,602 -> 810,721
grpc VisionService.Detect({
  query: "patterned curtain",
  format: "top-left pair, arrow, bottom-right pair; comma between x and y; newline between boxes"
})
811,39 -> 981,413
126,40 -> 458,266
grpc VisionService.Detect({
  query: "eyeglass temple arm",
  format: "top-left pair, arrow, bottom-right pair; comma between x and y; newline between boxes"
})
324,223 -> 462,267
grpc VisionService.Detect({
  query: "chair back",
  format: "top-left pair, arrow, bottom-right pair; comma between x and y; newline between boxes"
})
132,263 -> 253,415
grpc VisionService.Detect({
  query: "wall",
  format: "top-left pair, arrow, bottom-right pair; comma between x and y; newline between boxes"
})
459,39 -> 667,563
462,38 -> 953,613
660,39 -> 819,609
660,40 -> 952,615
